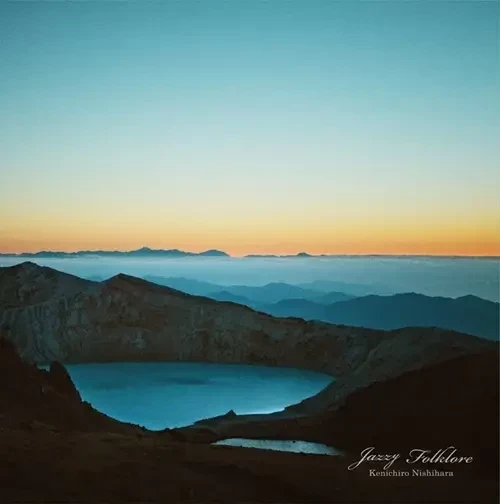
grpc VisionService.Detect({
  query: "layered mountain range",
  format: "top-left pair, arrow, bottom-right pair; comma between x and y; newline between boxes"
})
3,248 -> 497,259
0,247 -> 229,258
0,262 -> 496,417
82,274 -> 498,341
0,266 -> 498,502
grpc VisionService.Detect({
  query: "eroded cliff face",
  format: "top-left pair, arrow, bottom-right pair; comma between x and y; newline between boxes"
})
0,263 -> 494,412
0,264 -> 382,373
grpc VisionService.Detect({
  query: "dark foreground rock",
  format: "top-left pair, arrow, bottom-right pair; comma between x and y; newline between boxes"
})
0,338 -> 139,435
179,349 -> 499,478
1,338 -> 498,503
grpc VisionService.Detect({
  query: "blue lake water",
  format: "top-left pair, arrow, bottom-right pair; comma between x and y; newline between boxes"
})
215,439 -> 342,456
65,362 -> 334,430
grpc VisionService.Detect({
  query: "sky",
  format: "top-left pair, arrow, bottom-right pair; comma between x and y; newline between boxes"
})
0,0 -> 499,257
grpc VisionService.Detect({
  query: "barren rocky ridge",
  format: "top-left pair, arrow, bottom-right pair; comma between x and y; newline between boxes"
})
0,261 -> 495,416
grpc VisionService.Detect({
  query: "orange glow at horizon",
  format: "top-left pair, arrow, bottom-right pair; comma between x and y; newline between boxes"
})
1,218 -> 498,257
1,0 -> 499,262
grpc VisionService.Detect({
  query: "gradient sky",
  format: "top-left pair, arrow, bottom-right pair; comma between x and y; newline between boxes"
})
1,0 -> 499,256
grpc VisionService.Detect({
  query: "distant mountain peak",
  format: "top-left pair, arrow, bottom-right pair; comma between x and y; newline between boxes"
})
11,261 -> 39,271
244,252 -> 313,258
199,249 -> 229,257
106,273 -> 130,282
0,248 -> 230,258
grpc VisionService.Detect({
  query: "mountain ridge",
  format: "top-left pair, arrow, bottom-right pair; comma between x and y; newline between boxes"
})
1,249 -> 498,259
114,275 -> 499,341
0,262 -> 495,417
0,247 -> 230,258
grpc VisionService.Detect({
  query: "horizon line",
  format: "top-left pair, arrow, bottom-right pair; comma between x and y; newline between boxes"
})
0,247 -> 498,259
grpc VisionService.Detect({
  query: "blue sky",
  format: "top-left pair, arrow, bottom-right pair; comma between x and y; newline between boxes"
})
0,0 -> 498,255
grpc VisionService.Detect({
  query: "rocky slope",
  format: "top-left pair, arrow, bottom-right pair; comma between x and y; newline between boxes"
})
103,274 -> 499,339
0,263 -> 383,373
184,349 -> 499,477
0,262 -> 495,415
319,348 -> 499,471
0,337 -> 323,502
0,338 -> 139,435
0,261 -> 92,308
1,337 -> 498,503
258,293 -> 499,341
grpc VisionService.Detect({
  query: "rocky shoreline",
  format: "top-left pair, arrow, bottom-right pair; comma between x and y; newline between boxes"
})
1,262 -> 495,415
1,337 -> 498,503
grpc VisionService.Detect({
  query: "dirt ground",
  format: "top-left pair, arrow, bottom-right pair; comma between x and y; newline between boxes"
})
1,422 -> 498,503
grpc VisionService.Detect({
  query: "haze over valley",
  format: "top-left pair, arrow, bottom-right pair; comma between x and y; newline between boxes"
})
0,254 -> 498,301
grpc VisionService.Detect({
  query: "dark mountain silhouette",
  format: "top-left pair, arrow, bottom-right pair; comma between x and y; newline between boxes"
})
297,279 -> 395,296
259,299 -> 327,320
143,276 -> 220,296
223,292 -> 498,341
198,249 -> 230,257
249,293 -> 498,341
142,276 -> 355,305
307,291 -> 355,304
223,282 -> 323,304
205,290 -> 254,306
112,276 -> 499,340
0,247 -> 229,258
85,275 -> 107,282
245,252 -> 313,258
320,293 -> 499,341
